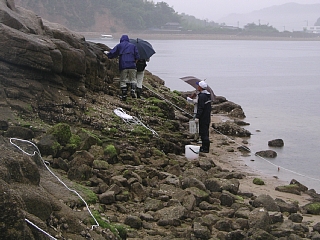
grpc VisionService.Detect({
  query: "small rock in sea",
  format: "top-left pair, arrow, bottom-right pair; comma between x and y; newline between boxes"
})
268,139 -> 284,147
255,150 -> 277,158
237,145 -> 251,152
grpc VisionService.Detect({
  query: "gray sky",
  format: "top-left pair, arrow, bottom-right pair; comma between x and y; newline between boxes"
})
152,0 -> 320,21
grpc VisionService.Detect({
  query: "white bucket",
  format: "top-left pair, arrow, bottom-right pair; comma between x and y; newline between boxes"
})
185,145 -> 200,160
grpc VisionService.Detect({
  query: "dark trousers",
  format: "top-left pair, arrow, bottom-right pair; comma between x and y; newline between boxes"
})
199,121 -> 210,150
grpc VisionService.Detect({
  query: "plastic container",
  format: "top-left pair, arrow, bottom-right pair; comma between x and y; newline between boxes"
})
189,120 -> 199,134
185,145 -> 200,160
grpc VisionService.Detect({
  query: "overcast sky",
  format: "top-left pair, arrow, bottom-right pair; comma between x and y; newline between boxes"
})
152,0 -> 320,21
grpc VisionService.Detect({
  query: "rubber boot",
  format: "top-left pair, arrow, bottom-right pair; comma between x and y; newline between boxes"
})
121,87 -> 127,101
136,87 -> 142,99
200,141 -> 210,153
131,83 -> 137,98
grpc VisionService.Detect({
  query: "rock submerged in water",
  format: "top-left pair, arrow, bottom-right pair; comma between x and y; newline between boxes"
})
268,139 -> 284,147
255,150 -> 277,158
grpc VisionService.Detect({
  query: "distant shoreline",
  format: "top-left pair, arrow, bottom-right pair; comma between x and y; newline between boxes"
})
81,31 -> 320,41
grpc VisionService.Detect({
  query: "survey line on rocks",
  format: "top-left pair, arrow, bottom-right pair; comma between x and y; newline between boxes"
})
25,218 -> 57,240
143,84 -> 194,118
9,138 -> 100,236
212,128 -> 320,184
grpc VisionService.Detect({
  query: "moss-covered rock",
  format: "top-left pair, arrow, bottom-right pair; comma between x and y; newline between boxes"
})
275,184 -> 302,195
93,160 -> 109,170
47,123 -> 72,146
253,178 -> 265,185
303,202 -> 320,215
77,128 -> 102,150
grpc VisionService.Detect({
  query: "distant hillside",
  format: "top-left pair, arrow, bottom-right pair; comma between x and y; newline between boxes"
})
15,0 -> 128,33
218,3 -> 320,32
14,0 -> 181,33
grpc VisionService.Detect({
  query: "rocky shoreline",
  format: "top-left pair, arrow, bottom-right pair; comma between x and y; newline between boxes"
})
1,1 -> 320,239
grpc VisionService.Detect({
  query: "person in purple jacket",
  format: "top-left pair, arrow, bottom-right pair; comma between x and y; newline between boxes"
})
107,35 -> 140,101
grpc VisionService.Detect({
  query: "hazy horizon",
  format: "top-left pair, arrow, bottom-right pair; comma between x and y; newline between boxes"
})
152,0 -> 320,21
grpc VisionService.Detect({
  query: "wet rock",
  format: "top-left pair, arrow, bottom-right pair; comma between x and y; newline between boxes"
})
275,198 -> 299,213
290,179 -> 308,192
124,215 -> 142,229
252,194 -> 280,212
248,208 -> 271,232
155,205 -> 187,226
225,230 -> 246,240
193,221 -> 211,239
0,179 -> 34,239
268,139 -> 284,147
99,191 -> 116,204
235,207 -> 251,219
144,198 -> 164,212
275,184 -> 303,195
131,182 -> 147,202
212,121 -> 251,137
303,202 -> 320,215
228,107 -> 246,118
181,177 -> 207,191
214,219 -> 232,232
37,134 -> 60,157
211,100 -> 241,114
234,119 -> 250,126
255,150 -> 277,158
67,164 -> 92,181
313,222 -> 320,233
4,126 -> 34,140
288,213 -> 303,223
269,211 -> 284,224
182,193 -> 196,211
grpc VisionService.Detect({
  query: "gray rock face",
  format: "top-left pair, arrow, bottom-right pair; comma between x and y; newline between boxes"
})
0,0 -> 118,125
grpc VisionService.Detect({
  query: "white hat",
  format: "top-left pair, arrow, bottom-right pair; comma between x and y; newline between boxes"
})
197,80 -> 207,89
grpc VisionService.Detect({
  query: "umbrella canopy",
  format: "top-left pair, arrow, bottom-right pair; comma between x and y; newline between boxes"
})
129,38 -> 155,60
180,76 -> 216,99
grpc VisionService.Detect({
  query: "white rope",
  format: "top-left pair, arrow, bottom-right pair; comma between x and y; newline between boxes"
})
25,218 -> 57,240
114,107 -> 159,136
143,84 -> 193,118
9,138 -> 99,237
212,128 -> 320,183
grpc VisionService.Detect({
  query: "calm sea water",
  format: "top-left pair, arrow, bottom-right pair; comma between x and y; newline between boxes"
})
97,38 -> 320,192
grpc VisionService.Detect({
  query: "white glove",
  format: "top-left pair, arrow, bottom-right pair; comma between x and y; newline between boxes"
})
194,118 -> 199,123
187,97 -> 192,101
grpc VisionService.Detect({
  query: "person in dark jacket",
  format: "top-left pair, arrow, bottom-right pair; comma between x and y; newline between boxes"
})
136,58 -> 149,98
107,35 -> 140,101
194,80 -> 212,153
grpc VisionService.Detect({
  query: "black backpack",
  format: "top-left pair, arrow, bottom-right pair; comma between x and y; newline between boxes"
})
136,59 -> 147,72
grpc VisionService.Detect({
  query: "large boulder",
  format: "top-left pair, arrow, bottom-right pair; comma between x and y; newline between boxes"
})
0,0 -> 116,125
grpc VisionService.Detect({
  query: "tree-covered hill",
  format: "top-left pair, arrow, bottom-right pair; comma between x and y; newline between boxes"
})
15,0 -> 181,32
